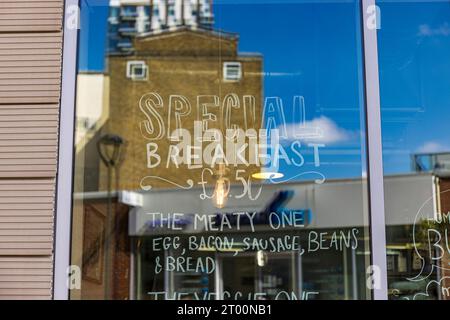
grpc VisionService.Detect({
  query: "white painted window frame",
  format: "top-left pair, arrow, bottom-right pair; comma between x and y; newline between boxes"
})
126,60 -> 148,80
223,62 -> 242,82
53,0 -> 79,300
54,0 -> 388,300
361,0 -> 388,300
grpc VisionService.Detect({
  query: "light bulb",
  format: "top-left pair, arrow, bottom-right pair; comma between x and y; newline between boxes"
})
213,177 -> 228,209
252,171 -> 284,180
256,250 -> 267,267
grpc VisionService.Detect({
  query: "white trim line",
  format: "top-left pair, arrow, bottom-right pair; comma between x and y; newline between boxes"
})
361,0 -> 388,300
53,0 -> 79,300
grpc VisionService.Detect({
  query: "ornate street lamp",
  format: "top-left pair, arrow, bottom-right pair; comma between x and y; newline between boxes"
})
97,134 -> 124,300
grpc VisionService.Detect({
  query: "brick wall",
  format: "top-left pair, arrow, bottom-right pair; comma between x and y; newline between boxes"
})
103,28 -> 263,191
438,178 -> 450,300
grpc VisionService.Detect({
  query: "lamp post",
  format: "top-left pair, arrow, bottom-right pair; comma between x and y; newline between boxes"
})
97,134 -> 124,300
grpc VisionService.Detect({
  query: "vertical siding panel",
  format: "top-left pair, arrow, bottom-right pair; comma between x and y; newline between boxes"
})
0,1 -> 64,300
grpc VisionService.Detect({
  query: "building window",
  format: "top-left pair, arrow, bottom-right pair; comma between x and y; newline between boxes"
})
168,4 -> 175,16
126,61 -> 148,80
121,5 -> 138,18
223,62 -> 242,81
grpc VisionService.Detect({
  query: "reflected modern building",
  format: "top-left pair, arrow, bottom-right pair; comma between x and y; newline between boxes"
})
108,0 -> 214,54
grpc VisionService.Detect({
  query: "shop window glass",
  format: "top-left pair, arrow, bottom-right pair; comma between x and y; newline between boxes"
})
72,0 -> 372,300
377,0 -> 450,300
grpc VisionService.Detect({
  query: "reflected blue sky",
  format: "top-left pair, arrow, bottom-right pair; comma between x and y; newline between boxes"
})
77,0 -> 450,180
378,0 -> 450,174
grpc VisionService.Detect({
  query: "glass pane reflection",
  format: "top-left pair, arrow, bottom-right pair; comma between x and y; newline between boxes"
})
377,0 -> 450,300
71,0 -> 371,300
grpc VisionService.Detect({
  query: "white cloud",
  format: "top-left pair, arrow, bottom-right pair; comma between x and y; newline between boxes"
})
416,141 -> 448,154
281,116 -> 355,145
418,23 -> 450,37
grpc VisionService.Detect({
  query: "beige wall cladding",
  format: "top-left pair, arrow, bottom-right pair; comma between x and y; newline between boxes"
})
0,179 -> 55,256
0,256 -> 53,299
0,1 -> 64,300
0,33 -> 62,104
0,1 -> 63,32
0,104 -> 59,178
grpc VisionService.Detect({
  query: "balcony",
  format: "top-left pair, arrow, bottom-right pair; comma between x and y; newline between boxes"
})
117,40 -> 133,51
118,26 -> 137,35
199,15 -> 214,26
120,8 -> 138,20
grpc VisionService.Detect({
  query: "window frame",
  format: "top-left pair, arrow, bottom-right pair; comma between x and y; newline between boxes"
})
53,0 -> 79,300
126,60 -> 148,81
54,0 -> 388,300
223,61 -> 242,82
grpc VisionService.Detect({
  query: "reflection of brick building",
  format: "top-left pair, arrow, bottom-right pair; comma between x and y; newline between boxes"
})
72,26 -> 263,299
437,178 -> 450,300
102,27 -> 263,191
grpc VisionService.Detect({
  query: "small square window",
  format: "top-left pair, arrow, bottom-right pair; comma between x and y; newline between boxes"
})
223,62 -> 242,81
126,61 -> 148,80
